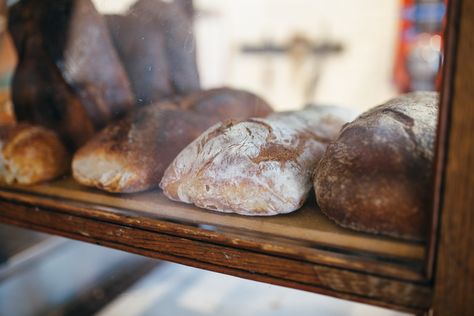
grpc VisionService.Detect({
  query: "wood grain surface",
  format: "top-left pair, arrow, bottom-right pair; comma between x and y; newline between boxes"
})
0,178 -> 424,260
432,0 -> 474,314
0,176 -> 431,313
0,198 -> 431,314
426,0 -> 460,279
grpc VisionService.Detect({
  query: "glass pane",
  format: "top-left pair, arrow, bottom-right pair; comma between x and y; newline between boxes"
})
0,1 -> 447,312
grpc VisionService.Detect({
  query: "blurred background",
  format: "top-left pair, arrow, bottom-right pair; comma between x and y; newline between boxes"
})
92,0 -> 445,111
1,0 -> 445,112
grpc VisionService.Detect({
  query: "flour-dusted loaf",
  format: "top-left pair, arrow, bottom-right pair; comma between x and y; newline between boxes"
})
72,88 -> 273,193
0,124 -> 69,185
314,92 -> 438,240
160,106 -> 356,215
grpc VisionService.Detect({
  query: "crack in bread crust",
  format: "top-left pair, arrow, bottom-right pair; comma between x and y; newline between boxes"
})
314,91 -> 438,240
161,106 -> 354,215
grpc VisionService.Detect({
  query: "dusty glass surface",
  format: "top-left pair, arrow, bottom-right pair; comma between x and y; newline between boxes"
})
0,1 -> 448,313
0,0 -> 446,240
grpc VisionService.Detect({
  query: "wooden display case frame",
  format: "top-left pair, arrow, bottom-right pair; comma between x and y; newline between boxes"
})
0,0 -> 472,315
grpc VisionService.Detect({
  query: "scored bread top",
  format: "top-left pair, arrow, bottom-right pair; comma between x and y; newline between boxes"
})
160,106 -> 356,215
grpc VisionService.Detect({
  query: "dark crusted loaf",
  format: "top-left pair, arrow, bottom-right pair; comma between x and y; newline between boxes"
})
9,0 -> 134,150
314,92 -> 438,240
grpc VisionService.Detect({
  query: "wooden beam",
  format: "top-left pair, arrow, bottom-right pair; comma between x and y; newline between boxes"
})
432,0 -> 474,314
0,199 -> 431,314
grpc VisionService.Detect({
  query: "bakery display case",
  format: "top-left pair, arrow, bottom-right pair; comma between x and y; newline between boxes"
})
0,0 -> 472,315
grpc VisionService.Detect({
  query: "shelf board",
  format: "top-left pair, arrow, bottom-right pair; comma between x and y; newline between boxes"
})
0,178 -> 431,314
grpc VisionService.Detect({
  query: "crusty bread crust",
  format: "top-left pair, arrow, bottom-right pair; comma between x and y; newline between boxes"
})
73,107 -> 218,192
177,87 -> 274,120
160,106 -> 356,215
314,92 -> 438,240
72,88 -> 273,193
0,124 -> 69,185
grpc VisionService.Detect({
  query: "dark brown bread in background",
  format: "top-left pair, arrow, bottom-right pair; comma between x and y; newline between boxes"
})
9,0 -> 134,150
314,92 -> 438,240
72,88 -> 273,193
176,87 -> 272,120
106,0 -> 200,106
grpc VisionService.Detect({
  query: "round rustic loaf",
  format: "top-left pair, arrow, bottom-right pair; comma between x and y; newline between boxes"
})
314,92 -> 438,240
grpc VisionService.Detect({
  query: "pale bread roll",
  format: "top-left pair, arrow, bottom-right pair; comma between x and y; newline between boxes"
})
0,124 -> 69,185
160,106 -> 356,215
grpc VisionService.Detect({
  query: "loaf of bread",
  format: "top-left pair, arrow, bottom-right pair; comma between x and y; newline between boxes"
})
72,88 -> 273,193
314,92 -> 438,240
9,0 -> 134,149
176,87 -> 273,120
0,124 -> 69,185
106,0 -> 200,106
160,106 -> 356,215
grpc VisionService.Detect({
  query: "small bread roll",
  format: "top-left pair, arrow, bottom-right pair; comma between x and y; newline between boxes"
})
0,124 -> 69,185
314,92 -> 438,240
160,106 -> 356,215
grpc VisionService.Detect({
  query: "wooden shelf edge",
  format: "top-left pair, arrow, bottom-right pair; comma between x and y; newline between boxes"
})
0,182 -> 425,261
0,189 -> 425,282
0,200 -> 431,314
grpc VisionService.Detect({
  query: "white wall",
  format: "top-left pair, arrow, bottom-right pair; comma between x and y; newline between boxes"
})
93,0 -> 401,112
194,0 -> 400,111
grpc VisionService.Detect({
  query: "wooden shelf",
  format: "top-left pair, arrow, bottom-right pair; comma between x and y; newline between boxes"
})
0,178 -> 431,314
